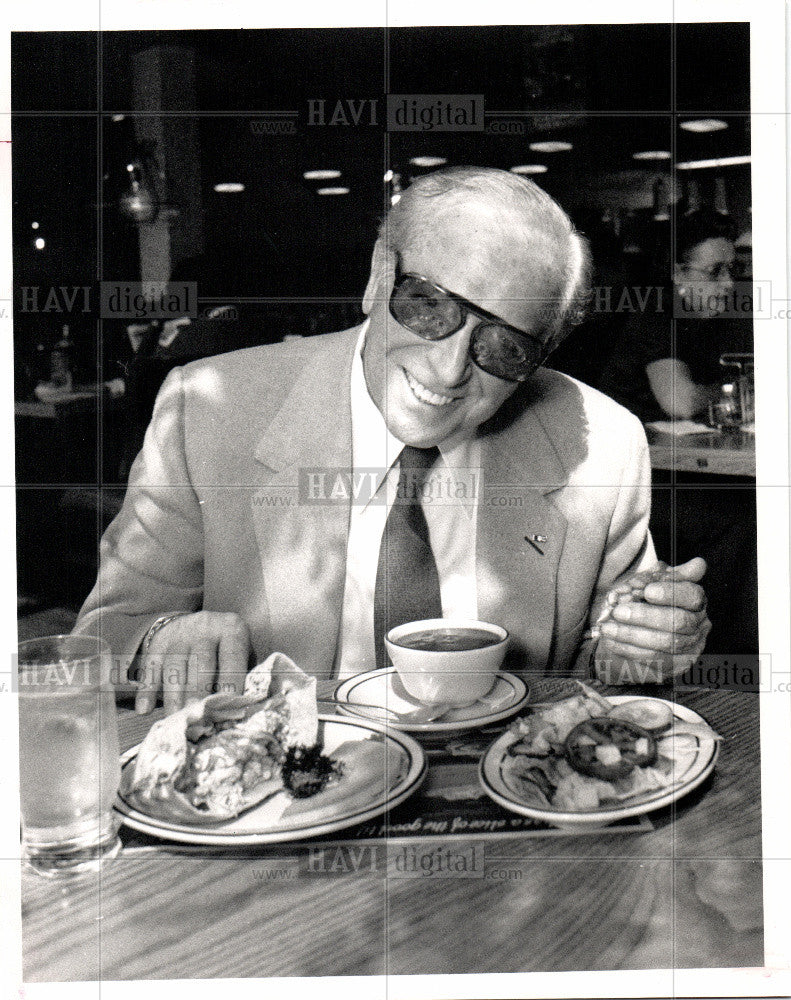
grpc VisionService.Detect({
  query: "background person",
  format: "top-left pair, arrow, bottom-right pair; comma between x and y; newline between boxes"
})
599,209 -> 752,423
599,208 -> 756,656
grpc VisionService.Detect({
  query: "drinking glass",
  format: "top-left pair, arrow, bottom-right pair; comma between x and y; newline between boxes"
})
18,635 -> 122,877
707,382 -> 742,429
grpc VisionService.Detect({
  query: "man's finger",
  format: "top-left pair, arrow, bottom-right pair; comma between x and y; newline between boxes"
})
600,619 -> 702,653
187,642 -> 218,701
135,653 -> 163,714
217,617 -> 252,697
667,556 -> 707,582
643,580 -> 707,611
611,602 -> 707,634
162,650 -> 189,714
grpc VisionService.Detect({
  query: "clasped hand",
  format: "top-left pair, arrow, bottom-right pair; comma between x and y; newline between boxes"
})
594,557 -> 712,683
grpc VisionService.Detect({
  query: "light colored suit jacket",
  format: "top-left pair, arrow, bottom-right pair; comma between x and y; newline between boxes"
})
75,326 -> 655,679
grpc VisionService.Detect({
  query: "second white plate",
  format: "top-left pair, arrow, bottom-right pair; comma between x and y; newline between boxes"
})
479,696 -> 720,830
333,668 -> 529,734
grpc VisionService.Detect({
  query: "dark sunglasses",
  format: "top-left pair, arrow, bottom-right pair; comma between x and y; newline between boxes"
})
388,260 -> 549,382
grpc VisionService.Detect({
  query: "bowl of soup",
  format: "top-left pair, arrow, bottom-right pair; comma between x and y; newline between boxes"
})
385,619 -> 509,706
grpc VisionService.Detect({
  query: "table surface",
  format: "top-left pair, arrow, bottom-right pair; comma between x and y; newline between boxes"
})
646,426 -> 755,477
21,679 -> 763,981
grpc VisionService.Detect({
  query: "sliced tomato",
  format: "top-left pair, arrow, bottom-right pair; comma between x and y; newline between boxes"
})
565,717 -> 657,781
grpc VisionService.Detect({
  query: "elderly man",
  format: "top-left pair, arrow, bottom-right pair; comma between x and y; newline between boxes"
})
74,167 -> 710,714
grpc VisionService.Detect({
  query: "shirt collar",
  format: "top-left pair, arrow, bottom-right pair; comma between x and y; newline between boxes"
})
351,322 -> 479,517
351,320 -> 404,481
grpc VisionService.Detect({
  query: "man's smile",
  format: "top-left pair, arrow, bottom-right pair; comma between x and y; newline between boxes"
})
403,368 -> 460,407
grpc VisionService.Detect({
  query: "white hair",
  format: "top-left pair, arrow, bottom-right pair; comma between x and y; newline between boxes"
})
379,166 -> 591,349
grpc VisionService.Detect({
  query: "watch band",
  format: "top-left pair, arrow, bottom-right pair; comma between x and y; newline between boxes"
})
588,638 -> 601,679
140,612 -> 190,659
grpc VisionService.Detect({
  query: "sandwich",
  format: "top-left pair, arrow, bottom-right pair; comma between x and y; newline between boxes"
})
123,652 -> 321,824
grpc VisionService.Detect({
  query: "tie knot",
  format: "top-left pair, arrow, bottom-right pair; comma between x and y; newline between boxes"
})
399,445 -> 440,474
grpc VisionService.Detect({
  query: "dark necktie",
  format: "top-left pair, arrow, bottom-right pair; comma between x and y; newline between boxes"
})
373,445 -> 443,670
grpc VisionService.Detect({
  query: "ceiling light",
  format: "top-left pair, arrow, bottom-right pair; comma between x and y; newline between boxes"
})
676,155 -> 751,170
31,221 -> 39,229
409,156 -> 448,168
213,183 -> 245,193
632,150 -> 671,161
383,169 -> 394,183
529,141 -> 572,153
679,119 -> 728,133
317,187 -> 350,195
509,164 -> 548,175
391,193 -> 401,205
303,169 -> 342,180
34,238 -> 45,250
111,114 -> 125,123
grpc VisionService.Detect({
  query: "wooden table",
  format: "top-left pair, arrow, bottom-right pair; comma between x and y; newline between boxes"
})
14,389 -> 100,421
21,680 -> 763,980
646,427 -> 755,478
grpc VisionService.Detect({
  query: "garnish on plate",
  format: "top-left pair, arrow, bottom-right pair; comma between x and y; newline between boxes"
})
282,744 -> 342,798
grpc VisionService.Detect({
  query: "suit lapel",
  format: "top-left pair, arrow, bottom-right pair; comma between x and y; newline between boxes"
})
251,331 -> 358,677
477,399 -> 569,671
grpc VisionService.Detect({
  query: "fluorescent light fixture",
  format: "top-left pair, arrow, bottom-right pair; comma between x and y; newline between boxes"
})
383,169 -> 394,183
111,114 -> 125,123
34,238 -> 45,250
529,141 -> 572,153
679,119 -> 728,133
213,182 -> 245,193
303,169 -> 342,180
409,156 -> 448,168
676,155 -> 751,170
632,150 -> 671,161
31,221 -> 39,229
317,186 -> 350,195
509,164 -> 548,175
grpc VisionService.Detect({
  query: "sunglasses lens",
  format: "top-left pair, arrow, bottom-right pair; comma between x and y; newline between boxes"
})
391,275 -> 463,340
471,325 -> 543,382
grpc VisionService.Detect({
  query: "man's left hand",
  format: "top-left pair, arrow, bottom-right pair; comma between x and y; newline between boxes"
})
595,557 -> 712,683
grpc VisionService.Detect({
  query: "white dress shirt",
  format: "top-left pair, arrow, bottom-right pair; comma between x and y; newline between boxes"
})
334,323 -> 481,678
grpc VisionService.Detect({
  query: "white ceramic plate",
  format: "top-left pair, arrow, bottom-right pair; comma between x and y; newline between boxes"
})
115,716 -> 426,845
333,668 -> 529,734
479,696 -> 719,830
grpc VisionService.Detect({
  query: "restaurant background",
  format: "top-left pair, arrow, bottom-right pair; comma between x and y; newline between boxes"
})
12,23 -> 756,658
9,16 -> 779,988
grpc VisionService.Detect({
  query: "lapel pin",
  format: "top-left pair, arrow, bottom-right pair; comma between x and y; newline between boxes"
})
525,535 -> 546,556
